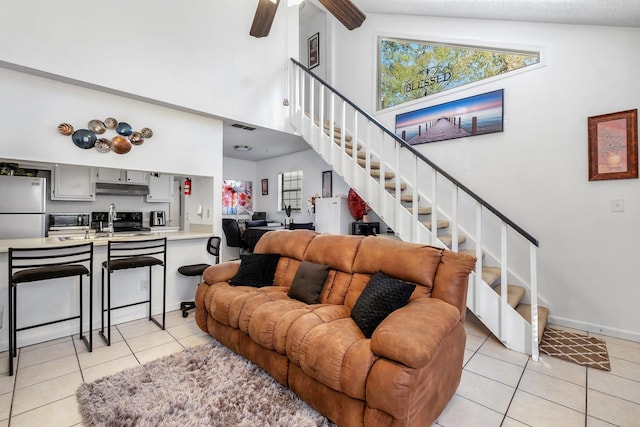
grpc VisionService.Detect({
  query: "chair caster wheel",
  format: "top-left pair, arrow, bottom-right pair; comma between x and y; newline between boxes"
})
182,311 -> 189,318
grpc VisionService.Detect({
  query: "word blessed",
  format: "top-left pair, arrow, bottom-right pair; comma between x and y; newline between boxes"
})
404,67 -> 452,95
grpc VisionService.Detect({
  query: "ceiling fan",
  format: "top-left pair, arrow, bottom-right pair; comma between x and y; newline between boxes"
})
250,0 -> 366,38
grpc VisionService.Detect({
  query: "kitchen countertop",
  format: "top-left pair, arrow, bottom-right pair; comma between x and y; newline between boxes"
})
0,230 -> 212,253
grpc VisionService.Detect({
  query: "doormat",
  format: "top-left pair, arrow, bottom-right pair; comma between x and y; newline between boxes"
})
539,328 -> 610,371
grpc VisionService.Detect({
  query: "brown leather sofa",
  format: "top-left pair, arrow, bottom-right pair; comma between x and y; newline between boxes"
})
195,230 -> 476,426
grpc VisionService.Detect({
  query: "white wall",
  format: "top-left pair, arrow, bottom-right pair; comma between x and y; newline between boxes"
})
0,0 -> 299,133
325,14 -> 640,340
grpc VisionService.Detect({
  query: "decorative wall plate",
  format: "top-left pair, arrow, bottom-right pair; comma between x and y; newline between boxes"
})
95,138 -> 112,153
116,122 -> 133,136
129,132 -> 144,145
104,117 -> 118,129
57,123 -> 74,136
88,119 -> 106,134
111,135 -> 132,154
140,127 -> 153,138
71,129 -> 97,149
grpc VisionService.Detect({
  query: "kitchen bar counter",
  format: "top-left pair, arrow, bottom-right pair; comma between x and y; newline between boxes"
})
0,229 -> 215,352
0,229 -> 211,253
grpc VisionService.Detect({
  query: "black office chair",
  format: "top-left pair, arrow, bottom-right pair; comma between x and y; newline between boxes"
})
8,242 -> 94,376
178,236 -> 221,318
252,212 -> 267,221
222,218 -> 248,258
100,237 -> 167,346
289,222 -> 315,230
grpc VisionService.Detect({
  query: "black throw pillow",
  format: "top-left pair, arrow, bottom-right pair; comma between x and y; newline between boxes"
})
351,271 -> 416,338
229,253 -> 281,288
287,261 -> 330,304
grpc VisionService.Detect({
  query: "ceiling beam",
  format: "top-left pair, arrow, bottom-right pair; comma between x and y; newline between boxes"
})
318,0 -> 366,30
250,0 -> 280,38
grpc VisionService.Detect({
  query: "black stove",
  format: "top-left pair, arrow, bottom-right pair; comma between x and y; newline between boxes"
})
91,211 -> 151,232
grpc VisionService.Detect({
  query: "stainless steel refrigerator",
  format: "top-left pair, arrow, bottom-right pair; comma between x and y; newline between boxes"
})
0,175 -> 47,239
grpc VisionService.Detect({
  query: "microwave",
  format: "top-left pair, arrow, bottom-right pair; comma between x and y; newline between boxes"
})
48,212 -> 91,231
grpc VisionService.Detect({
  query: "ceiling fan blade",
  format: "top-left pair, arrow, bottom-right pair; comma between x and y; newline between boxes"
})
250,0 -> 280,38
318,0 -> 366,30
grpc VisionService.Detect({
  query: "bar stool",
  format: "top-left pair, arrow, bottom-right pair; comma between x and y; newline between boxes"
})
99,237 -> 166,346
178,236 -> 221,318
8,242 -> 93,376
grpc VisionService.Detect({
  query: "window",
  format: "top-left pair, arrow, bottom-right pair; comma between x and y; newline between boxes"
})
377,37 -> 540,110
279,170 -> 303,211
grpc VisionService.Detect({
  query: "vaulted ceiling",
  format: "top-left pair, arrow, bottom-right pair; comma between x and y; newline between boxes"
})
225,0 -> 640,161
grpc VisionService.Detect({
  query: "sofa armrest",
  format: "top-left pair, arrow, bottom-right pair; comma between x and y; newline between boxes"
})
202,260 -> 241,285
369,298 -> 461,369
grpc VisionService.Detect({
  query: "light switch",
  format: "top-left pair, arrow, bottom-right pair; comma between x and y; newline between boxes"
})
611,199 -> 624,212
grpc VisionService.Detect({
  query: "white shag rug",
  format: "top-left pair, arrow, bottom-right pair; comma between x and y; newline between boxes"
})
76,340 -> 336,426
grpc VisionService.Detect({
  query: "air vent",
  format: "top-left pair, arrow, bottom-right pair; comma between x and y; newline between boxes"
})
231,123 -> 256,131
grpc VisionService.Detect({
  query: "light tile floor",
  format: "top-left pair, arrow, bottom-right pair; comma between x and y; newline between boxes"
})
0,311 -> 637,427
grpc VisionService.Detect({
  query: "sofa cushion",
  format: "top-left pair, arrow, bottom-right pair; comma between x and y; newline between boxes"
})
229,253 -> 281,287
298,317 -> 377,400
287,261 -> 330,304
351,271 -> 416,338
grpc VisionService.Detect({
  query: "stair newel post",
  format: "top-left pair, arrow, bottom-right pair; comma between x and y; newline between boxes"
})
309,79 -> 316,148
318,83 -> 325,154
474,203 -> 483,316
430,169 -> 438,246
530,244 -> 540,362
451,186 -> 459,252
500,222 -> 509,345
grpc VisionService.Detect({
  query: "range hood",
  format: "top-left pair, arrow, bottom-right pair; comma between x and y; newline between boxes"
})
95,182 -> 149,196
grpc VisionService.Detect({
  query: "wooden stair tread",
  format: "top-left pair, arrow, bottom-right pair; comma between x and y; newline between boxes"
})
482,266 -> 501,285
345,148 -> 367,159
409,206 -> 432,215
357,158 -> 380,169
385,181 -> 407,191
493,285 -> 526,308
400,195 -> 415,202
516,304 -> 550,343
422,220 -> 449,230
439,234 -> 467,247
460,249 -> 485,259
369,169 -> 395,180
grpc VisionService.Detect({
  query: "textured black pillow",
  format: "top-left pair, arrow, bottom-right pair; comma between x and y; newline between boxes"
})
287,261 -> 330,304
229,253 -> 281,287
351,271 -> 416,338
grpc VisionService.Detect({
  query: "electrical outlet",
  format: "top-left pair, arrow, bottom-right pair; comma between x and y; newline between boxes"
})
611,199 -> 624,212
141,280 -> 148,291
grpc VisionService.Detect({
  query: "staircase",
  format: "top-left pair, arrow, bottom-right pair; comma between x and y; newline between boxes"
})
288,59 -> 548,361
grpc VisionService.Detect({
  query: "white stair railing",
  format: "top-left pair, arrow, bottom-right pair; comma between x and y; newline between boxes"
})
289,59 -> 540,360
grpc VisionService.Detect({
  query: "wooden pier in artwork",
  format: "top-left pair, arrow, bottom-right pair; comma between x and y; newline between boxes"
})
403,116 -> 477,144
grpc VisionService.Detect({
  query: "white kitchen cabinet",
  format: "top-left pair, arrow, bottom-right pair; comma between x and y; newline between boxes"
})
314,196 -> 353,234
51,164 -> 95,201
147,173 -> 174,202
96,168 -> 148,184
